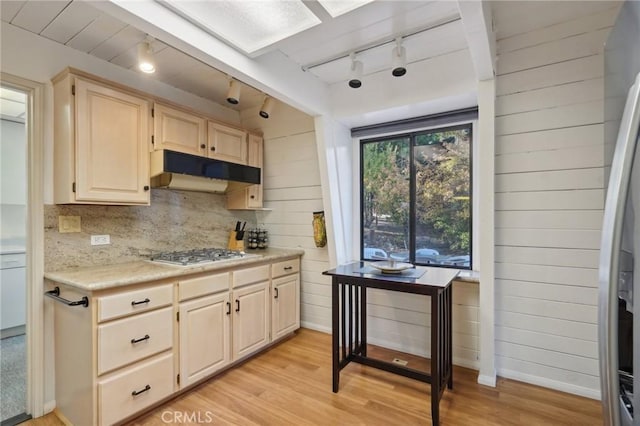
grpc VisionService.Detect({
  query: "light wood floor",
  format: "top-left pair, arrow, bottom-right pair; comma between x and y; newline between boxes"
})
27,328 -> 602,425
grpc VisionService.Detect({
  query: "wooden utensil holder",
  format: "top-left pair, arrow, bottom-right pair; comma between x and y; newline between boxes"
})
228,231 -> 244,251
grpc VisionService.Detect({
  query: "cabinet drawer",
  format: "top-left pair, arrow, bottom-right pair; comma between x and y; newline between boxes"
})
98,307 -> 173,375
97,284 -> 173,322
233,264 -> 270,288
179,272 -> 230,301
272,259 -> 300,278
98,352 -> 174,426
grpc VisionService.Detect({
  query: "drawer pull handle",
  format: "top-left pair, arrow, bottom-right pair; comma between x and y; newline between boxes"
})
131,384 -> 151,396
284,266 -> 293,271
131,334 -> 150,344
131,298 -> 150,306
226,301 -> 231,315
44,287 -> 89,308
274,288 -> 279,299
235,299 -> 240,312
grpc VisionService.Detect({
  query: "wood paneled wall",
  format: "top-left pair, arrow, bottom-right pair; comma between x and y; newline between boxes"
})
493,4 -> 621,398
241,104 -> 331,331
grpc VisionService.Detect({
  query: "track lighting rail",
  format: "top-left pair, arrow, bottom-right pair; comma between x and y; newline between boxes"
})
301,16 -> 461,72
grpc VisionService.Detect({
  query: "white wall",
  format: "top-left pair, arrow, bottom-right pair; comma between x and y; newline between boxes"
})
493,5 -> 620,398
240,103 -> 331,331
1,119 -> 27,241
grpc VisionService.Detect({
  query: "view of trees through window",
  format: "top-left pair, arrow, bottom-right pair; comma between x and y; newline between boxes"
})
361,124 -> 472,269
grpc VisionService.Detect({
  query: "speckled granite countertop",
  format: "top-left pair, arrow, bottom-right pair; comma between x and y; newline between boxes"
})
454,270 -> 480,283
44,248 -> 304,292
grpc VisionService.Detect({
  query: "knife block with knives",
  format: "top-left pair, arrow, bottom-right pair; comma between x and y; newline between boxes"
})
228,221 -> 246,250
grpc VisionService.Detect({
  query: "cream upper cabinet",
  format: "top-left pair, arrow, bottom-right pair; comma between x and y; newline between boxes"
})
153,103 -> 206,156
226,135 -> 263,210
53,73 -> 151,205
207,122 -> 247,164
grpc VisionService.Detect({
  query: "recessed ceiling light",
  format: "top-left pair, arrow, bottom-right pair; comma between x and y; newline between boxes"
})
162,0 -> 321,54
317,0 -> 373,17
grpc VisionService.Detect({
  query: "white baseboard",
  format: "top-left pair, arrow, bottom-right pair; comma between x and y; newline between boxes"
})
497,368 -> 601,400
43,400 -> 56,415
477,373 -> 497,387
300,321 -> 331,334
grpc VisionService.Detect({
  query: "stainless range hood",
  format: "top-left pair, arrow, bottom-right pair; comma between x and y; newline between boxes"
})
150,150 -> 260,193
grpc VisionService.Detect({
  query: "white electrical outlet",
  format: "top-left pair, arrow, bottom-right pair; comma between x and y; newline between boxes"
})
91,235 -> 110,246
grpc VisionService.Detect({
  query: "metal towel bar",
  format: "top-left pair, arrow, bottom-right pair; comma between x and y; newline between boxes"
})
45,286 -> 89,308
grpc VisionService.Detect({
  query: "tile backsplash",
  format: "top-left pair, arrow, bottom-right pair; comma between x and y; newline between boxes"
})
44,189 -> 256,271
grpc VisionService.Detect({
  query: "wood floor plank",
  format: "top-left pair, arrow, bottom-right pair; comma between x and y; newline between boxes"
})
26,328 -> 602,425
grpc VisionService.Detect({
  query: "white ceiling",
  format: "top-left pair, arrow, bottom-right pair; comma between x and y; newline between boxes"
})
0,1 -> 623,121
0,0 -> 471,114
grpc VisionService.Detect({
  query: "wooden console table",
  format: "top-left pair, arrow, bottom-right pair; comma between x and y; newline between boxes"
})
323,262 -> 459,425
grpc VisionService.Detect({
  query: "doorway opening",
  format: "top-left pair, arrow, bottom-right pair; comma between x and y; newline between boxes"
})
0,85 -> 30,425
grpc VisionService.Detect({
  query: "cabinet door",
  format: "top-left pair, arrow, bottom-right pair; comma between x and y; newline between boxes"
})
226,135 -> 263,210
75,79 -> 150,204
232,281 -> 269,360
179,292 -> 231,388
207,122 -> 247,164
0,265 -> 26,331
153,103 -> 206,156
271,274 -> 300,341
246,135 -> 263,208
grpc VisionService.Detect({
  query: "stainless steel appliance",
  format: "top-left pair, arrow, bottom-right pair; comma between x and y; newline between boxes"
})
600,3 -> 640,424
149,248 -> 256,266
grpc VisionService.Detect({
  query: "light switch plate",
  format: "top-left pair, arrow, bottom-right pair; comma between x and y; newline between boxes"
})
59,216 -> 81,233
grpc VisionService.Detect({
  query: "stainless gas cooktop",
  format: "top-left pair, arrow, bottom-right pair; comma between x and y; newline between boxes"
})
149,248 -> 256,266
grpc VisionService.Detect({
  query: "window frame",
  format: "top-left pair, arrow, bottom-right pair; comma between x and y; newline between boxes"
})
359,122 -> 474,270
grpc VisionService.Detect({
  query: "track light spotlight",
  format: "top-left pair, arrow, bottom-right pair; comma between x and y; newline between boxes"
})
137,38 -> 155,74
226,79 -> 241,105
391,37 -> 407,77
259,96 -> 275,119
348,53 -> 363,88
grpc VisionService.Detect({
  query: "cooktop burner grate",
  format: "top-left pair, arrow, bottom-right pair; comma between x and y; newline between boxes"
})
150,248 -> 251,266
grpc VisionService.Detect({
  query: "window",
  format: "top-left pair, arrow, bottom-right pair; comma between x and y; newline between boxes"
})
360,123 -> 472,269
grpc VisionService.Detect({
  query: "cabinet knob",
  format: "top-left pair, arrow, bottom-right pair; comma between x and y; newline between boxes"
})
211,146 -> 216,152
143,185 -> 150,191
250,195 -> 255,199
274,288 -> 279,299
200,144 -> 206,149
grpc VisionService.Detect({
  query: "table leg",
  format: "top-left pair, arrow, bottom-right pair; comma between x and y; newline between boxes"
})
431,290 -> 440,425
332,279 -> 339,393
361,286 -> 367,357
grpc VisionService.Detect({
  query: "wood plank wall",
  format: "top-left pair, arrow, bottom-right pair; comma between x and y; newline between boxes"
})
493,4 -> 620,398
241,104 -> 332,331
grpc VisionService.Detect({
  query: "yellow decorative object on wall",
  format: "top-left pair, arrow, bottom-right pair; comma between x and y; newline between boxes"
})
313,211 -> 327,248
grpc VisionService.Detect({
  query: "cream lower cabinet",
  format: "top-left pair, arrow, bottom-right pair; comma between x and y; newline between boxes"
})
271,259 -> 301,340
50,256 -> 300,425
50,282 -> 174,426
232,281 -> 270,360
231,264 -> 271,360
178,272 -> 231,389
